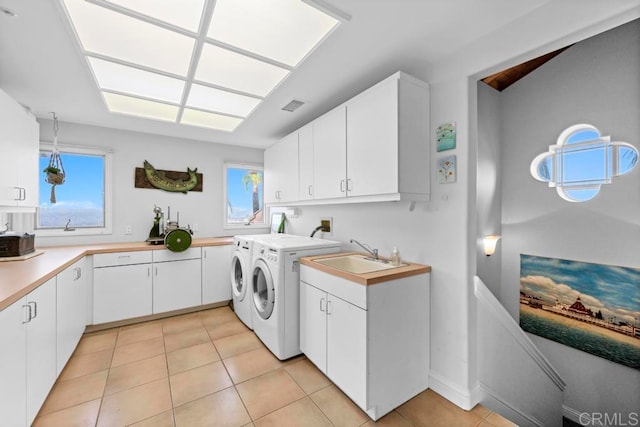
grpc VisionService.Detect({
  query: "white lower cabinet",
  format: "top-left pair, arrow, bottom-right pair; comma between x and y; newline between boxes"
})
300,282 -> 367,407
56,258 -> 87,375
202,245 -> 232,305
300,265 -> 430,421
153,258 -> 202,313
0,295 -> 27,427
0,277 -> 57,427
93,251 -> 153,324
26,278 -> 57,424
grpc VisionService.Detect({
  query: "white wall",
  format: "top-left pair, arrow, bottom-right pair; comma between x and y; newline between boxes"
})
32,120 -> 268,246
500,19 -> 640,418
476,82 -> 503,298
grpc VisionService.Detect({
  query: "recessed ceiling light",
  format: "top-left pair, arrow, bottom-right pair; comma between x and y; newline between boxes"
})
60,0 -> 344,132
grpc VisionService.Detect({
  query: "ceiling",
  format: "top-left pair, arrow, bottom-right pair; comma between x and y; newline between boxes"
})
0,0 -> 562,149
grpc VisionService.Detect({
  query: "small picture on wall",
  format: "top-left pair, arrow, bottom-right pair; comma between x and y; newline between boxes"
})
520,254 -> 640,370
437,155 -> 456,184
436,121 -> 456,152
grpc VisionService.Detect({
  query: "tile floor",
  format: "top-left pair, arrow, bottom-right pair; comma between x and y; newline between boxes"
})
33,306 -> 516,427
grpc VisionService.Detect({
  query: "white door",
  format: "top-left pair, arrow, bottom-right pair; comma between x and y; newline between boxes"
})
299,282 -> 328,373
202,245 -> 233,304
251,259 -> 275,320
313,106 -> 347,200
25,278 -> 57,425
327,295 -> 367,408
94,263 -> 153,323
154,258 -> 202,313
346,78 -> 398,197
298,124 -> 314,200
57,258 -> 87,375
0,297 -> 27,427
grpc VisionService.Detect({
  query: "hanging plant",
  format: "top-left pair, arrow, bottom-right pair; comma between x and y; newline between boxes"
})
44,113 -> 65,203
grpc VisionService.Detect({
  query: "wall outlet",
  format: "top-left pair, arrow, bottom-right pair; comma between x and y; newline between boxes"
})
125,225 -> 132,235
320,217 -> 332,236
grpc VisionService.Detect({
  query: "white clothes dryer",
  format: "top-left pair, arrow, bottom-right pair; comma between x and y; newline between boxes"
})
250,236 -> 342,360
230,234 -> 301,329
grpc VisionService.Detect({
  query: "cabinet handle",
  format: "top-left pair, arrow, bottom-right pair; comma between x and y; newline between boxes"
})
74,267 -> 82,281
340,180 -> 345,193
118,255 -> 131,259
29,301 -> 37,320
147,267 -> 151,277
155,266 -> 158,276
21,187 -> 27,201
320,298 -> 325,312
13,187 -> 21,201
347,179 -> 353,192
203,249 -> 207,259
326,300 -> 332,315
22,304 -> 32,324
308,185 -> 313,196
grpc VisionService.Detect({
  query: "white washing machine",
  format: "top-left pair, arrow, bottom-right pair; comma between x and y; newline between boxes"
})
230,234 -> 300,329
251,236 -> 342,359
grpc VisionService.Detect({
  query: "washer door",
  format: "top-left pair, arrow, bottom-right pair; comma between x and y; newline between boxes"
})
230,253 -> 247,300
252,259 -> 275,320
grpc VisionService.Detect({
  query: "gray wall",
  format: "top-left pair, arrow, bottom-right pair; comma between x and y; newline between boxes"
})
499,19 -> 640,416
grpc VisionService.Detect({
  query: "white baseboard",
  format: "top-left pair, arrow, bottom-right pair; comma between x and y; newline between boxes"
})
428,371 -> 478,410
480,383 -> 545,427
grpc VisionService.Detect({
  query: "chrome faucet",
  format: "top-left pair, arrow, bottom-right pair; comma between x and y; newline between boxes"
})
350,239 -> 378,259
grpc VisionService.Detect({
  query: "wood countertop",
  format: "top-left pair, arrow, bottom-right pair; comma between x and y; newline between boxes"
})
0,237 -> 233,311
300,252 -> 431,286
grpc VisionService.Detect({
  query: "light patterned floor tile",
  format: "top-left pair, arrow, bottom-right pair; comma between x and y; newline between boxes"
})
117,322 -> 163,347
111,336 -> 165,367
104,354 -> 168,395
58,349 -> 113,382
236,369 -> 306,419
39,370 -> 108,415
174,387 -> 251,427
164,327 -> 211,353
199,306 -> 237,328
162,313 -> 204,335
74,330 -> 118,355
396,389 -> 483,427
128,409 -> 175,427
223,347 -> 283,384
206,318 -> 251,340
213,330 -> 263,359
361,410 -> 414,426
33,398 -> 101,427
284,358 -> 331,394
167,341 -> 220,375
97,378 -> 172,427
169,361 -> 233,407
254,396 -> 333,427
310,384 -> 369,427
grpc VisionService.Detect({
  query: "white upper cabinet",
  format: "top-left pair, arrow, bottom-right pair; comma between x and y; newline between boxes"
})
0,89 -> 39,210
312,106 -> 347,200
264,131 -> 299,203
265,71 -> 429,206
298,124 -> 314,200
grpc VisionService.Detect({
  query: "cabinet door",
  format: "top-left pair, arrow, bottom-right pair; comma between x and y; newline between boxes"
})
16,116 -> 39,207
93,264 -> 153,324
154,258 -> 202,313
298,124 -> 314,200
0,297 -> 27,427
299,282 -> 328,373
346,78 -> 398,197
57,258 -> 87,375
313,106 -> 346,200
264,132 -> 299,203
327,295 -> 367,408
202,245 -> 232,305
0,89 -> 25,206
25,278 -> 57,425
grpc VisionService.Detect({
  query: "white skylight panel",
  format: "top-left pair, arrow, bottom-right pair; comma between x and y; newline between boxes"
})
88,57 -> 185,104
207,0 -> 339,67
63,0 -> 195,76
103,92 -> 178,122
105,0 -> 205,32
196,43 -> 289,97
187,84 -> 261,118
181,108 -> 243,132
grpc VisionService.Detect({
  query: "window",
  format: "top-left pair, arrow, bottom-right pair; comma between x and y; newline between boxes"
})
530,124 -> 638,202
37,144 -> 112,235
223,163 -> 265,228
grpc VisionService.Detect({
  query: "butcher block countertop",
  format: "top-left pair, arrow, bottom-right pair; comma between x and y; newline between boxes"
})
0,237 -> 233,311
300,252 -> 431,286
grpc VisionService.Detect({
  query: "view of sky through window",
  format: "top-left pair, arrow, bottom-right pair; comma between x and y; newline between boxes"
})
226,165 -> 263,226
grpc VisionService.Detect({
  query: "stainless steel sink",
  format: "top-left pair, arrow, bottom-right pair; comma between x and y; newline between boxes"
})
314,254 -> 405,274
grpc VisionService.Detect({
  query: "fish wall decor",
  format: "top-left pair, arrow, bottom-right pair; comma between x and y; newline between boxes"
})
135,160 -> 203,193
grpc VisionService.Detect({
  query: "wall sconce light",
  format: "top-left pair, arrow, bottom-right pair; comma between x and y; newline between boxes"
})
483,235 -> 501,256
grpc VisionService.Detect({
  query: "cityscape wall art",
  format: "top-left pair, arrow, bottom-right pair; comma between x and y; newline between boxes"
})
520,254 -> 640,369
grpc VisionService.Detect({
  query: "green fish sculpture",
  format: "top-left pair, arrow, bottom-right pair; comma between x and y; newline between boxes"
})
143,160 -> 198,193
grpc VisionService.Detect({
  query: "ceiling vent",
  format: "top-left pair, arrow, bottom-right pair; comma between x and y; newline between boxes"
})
281,99 -> 305,112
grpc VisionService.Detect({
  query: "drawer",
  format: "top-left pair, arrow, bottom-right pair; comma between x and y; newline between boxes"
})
300,265 -> 367,310
153,247 -> 201,263
93,251 -> 152,268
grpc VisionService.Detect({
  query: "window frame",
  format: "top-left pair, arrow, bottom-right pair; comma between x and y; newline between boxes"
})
223,162 -> 266,230
35,142 -> 113,237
